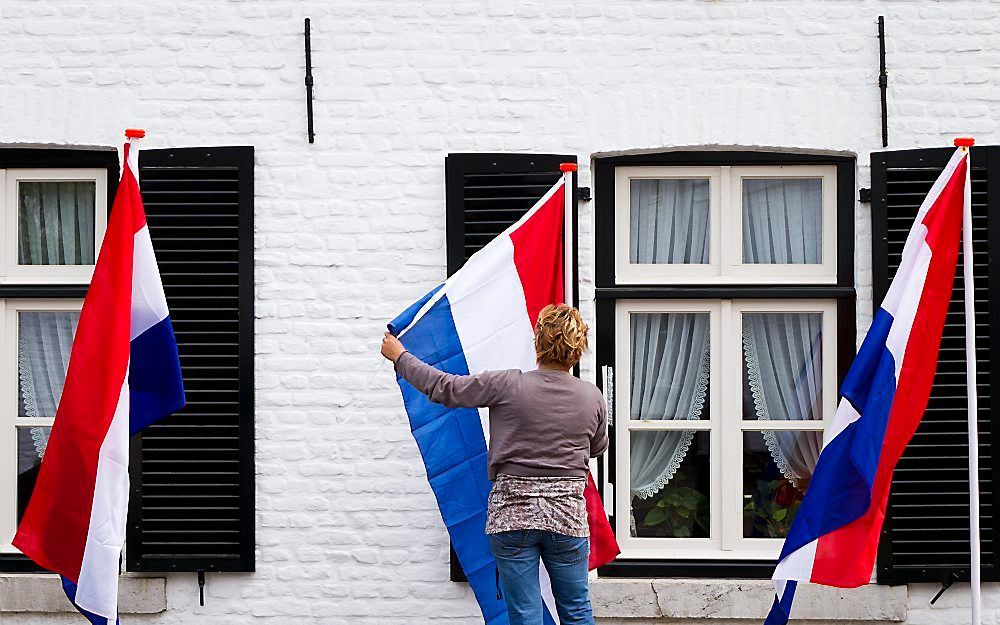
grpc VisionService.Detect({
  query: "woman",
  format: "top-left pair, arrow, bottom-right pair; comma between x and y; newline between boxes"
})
380,304 -> 607,625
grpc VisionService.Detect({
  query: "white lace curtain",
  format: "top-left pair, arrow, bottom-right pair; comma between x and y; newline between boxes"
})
743,313 -> 822,489
629,313 -> 710,499
742,178 -> 824,488
628,179 -> 712,520
627,176 -> 824,528
742,178 -> 822,264
17,312 -> 79,472
18,181 -> 96,265
629,179 -> 710,264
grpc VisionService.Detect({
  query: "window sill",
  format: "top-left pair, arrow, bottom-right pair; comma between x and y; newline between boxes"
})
590,578 -> 907,622
0,575 -> 166,614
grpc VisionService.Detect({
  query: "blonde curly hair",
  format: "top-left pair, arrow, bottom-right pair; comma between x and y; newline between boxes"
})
534,304 -> 588,368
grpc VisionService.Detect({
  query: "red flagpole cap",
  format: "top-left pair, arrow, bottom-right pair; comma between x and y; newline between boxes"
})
954,137 -> 975,147
559,162 -> 578,173
125,128 -> 146,138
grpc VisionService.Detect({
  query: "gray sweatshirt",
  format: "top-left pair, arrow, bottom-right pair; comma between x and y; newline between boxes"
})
395,351 -> 608,480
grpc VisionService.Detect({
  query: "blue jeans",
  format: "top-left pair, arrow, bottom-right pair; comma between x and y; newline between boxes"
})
489,530 -> 594,625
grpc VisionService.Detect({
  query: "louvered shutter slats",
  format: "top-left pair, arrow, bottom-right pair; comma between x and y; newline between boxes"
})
128,147 -> 254,572
874,147 -> 996,583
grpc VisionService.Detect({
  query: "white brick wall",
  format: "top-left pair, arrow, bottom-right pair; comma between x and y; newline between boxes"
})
2,1 -> 999,623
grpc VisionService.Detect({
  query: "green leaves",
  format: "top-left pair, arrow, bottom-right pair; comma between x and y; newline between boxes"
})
644,506 -> 668,526
640,485 -> 709,538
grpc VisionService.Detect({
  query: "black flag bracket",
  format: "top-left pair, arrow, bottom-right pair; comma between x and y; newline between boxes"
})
878,16 -> 888,148
304,17 -> 316,143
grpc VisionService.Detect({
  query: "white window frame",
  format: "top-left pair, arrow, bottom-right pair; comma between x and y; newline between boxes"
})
2,168 -> 108,285
614,167 -> 722,283
0,299 -> 83,553
614,165 -> 837,285
614,298 -> 837,560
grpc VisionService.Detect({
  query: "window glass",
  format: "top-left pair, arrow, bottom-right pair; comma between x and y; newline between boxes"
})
631,430 -> 710,538
742,312 -> 822,422
742,178 -> 822,264
742,430 -> 820,538
17,311 -> 80,418
630,312 -> 710,421
16,426 -> 50,523
629,179 -> 710,264
18,181 -> 97,265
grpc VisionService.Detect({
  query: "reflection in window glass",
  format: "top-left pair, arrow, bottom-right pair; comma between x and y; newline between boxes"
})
18,181 -> 97,265
742,312 -> 822,422
631,431 -> 710,538
743,430 -> 821,538
630,179 -> 710,264
17,426 -> 50,523
17,311 -> 80,418
742,178 -> 822,264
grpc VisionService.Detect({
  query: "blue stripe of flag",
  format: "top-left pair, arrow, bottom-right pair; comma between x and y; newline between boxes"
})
61,577 -> 119,625
128,316 -> 185,435
390,287 -> 508,625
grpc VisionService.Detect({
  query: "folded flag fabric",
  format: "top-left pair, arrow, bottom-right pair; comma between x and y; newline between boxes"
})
389,176 -> 619,625
13,136 -> 186,623
765,147 -> 969,624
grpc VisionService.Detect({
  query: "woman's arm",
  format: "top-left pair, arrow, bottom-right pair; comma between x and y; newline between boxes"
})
382,333 -> 509,408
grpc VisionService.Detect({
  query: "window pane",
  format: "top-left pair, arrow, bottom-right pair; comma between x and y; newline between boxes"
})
630,312 -> 710,422
743,430 -> 820,538
742,178 -> 822,264
17,426 -> 50,523
17,311 -> 80,418
743,312 -> 822,422
631,430 -> 709,538
629,179 -> 710,264
18,181 -> 97,265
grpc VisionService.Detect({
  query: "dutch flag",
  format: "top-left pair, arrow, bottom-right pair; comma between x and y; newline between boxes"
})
13,131 -> 185,624
766,147 -> 970,624
389,172 -> 620,625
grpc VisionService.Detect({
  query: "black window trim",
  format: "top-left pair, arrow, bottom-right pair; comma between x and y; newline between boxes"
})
593,150 -> 856,579
0,146 -> 119,572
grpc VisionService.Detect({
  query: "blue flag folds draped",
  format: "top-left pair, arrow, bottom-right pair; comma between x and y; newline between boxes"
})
389,287 -> 510,625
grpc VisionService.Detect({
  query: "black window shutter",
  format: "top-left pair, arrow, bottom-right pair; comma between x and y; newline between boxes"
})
443,152 -> 576,581
127,146 -> 255,573
872,146 -> 999,584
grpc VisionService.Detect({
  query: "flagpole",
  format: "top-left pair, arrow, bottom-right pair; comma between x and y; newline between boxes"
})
956,136 -> 981,625
559,162 -> 577,306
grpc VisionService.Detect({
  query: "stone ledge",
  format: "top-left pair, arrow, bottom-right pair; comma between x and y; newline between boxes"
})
591,578 -> 907,622
0,575 -> 166,613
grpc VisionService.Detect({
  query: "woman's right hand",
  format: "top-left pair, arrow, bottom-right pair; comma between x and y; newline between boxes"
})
381,332 -> 406,362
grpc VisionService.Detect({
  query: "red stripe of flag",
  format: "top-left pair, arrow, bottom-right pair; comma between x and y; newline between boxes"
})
12,160 -> 141,580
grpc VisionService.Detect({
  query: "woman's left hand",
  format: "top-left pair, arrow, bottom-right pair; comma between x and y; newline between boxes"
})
381,332 -> 406,362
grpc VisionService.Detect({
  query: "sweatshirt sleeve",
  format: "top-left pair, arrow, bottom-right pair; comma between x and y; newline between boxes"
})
590,391 -> 609,457
394,351 -> 511,408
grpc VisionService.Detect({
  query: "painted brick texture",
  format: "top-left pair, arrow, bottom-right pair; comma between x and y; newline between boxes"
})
2,1 -> 999,623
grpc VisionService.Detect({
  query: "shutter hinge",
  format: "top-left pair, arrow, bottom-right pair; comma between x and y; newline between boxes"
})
859,188 -> 872,203
929,570 -> 962,605
197,569 -> 206,606
579,186 -> 592,202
